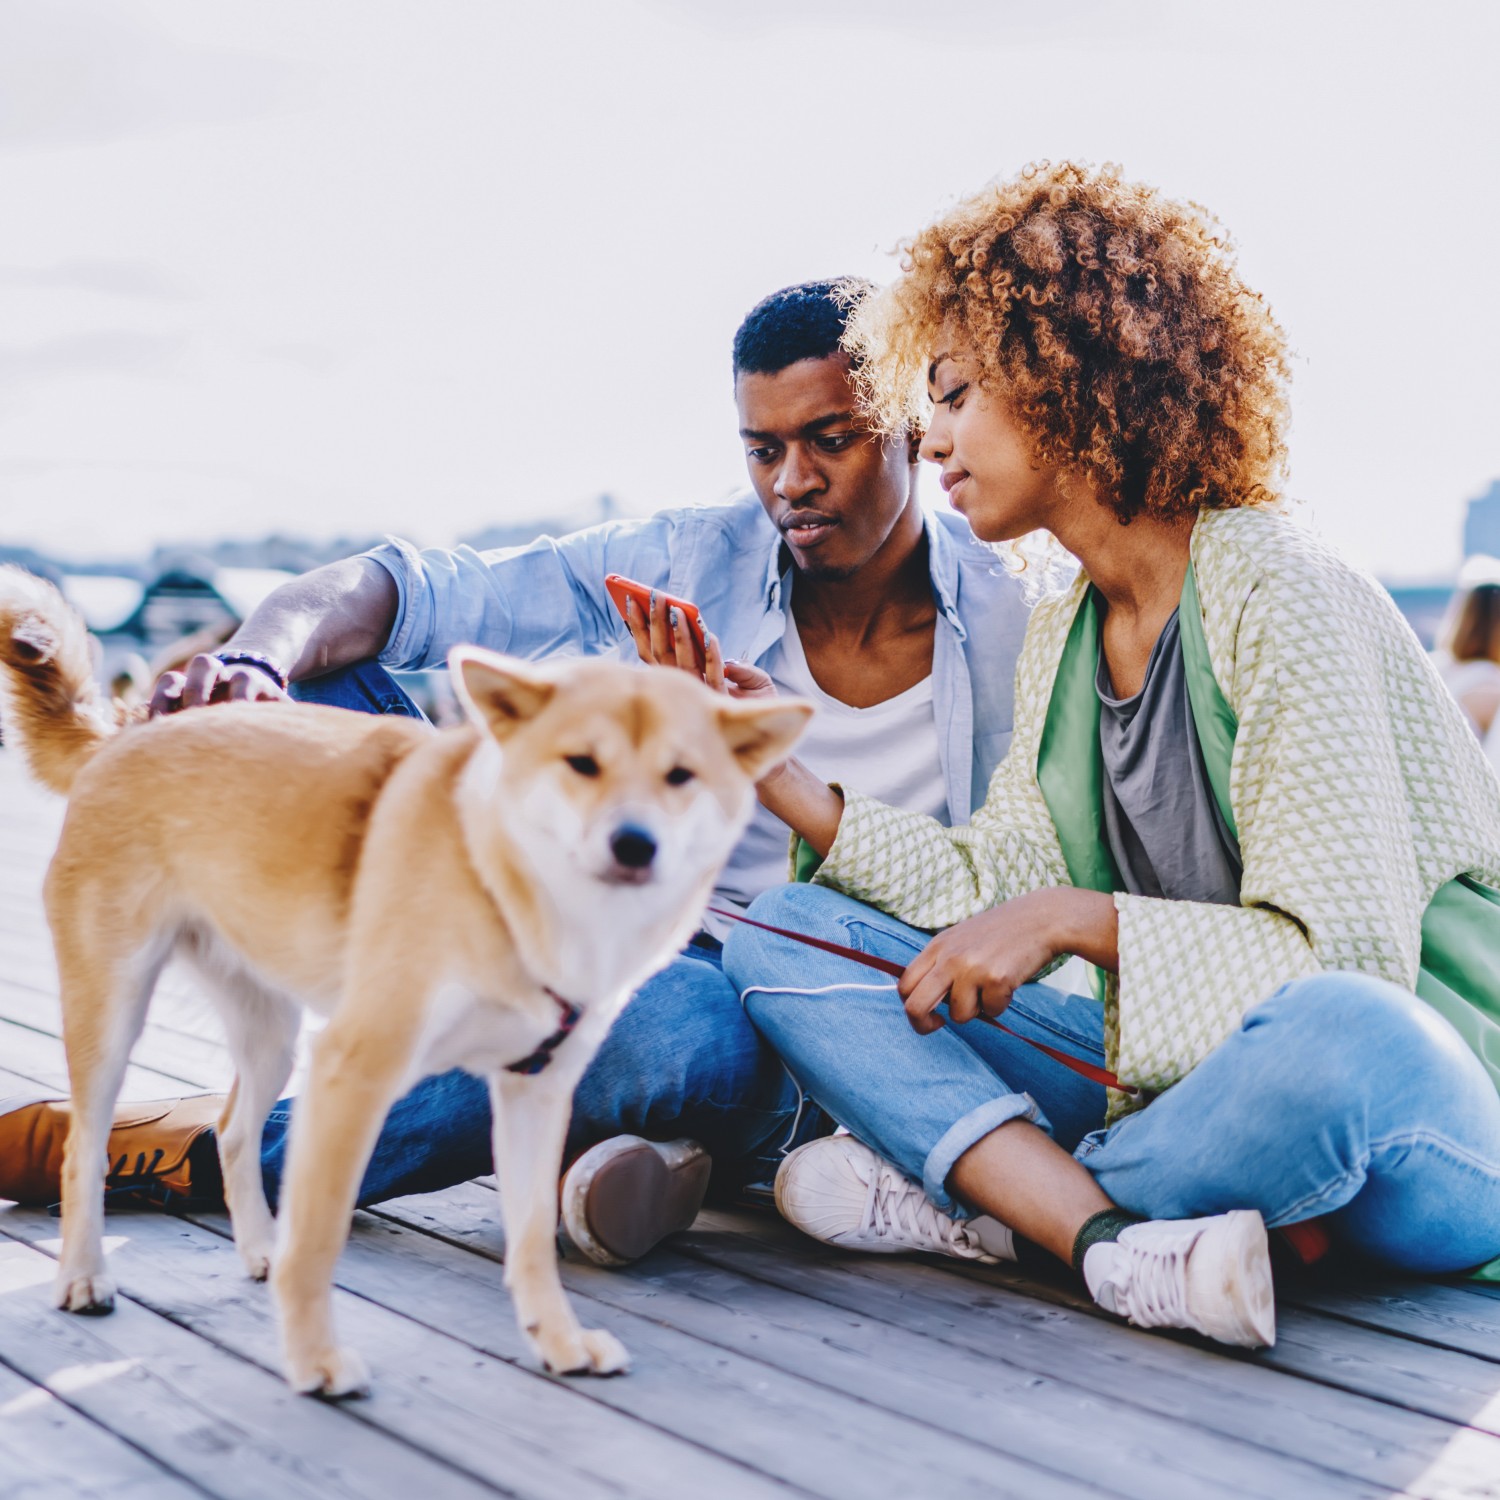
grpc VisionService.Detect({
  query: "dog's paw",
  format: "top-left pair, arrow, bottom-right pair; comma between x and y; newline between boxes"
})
285,1346 -> 371,1401
54,1271 -> 116,1316
237,1241 -> 274,1282
541,1326 -> 630,1377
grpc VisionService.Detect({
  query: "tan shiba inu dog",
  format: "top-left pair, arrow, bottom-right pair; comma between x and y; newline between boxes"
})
0,567 -> 810,1395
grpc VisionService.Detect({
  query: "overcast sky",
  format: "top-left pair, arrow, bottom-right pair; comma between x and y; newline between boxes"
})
2,0 -> 1496,578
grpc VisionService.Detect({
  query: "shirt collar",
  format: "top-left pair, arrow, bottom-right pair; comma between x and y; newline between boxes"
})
923,509 -> 967,640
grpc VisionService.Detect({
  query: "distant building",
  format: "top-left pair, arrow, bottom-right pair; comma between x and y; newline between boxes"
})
1463,480 -> 1500,560
118,568 -> 240,650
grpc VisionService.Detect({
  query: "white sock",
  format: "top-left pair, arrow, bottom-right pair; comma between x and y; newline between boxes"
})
966,1214 -> 1017,1262
1082,1239 -> 1127,1312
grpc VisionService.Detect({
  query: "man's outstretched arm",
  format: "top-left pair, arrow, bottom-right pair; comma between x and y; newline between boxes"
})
149,557 -> 398,715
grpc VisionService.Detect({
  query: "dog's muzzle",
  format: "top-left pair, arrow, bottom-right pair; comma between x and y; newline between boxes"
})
607,823 -> 657,879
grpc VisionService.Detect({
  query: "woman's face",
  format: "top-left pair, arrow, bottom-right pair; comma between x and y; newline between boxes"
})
920,345 -> 1061,543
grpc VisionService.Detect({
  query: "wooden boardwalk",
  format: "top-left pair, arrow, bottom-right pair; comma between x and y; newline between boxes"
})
2,749 -> 1500,1500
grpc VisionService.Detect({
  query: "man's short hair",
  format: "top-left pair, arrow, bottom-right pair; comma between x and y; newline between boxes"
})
732,278 -> 874,379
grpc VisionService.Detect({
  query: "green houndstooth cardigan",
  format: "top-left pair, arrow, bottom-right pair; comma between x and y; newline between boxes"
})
808,506 -> 1500,1123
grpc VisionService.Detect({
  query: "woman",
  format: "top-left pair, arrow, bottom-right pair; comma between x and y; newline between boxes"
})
692,163 -> 1500,1349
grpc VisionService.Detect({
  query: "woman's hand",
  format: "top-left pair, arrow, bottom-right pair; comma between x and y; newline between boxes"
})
623,591 -> 775,699
898,888 -> 1118,1034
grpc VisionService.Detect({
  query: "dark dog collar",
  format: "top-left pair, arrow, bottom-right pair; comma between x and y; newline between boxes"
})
505,990 -> 582,1076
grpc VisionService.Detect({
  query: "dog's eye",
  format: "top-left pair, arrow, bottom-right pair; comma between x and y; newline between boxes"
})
665,766 -> 695,786
565,754 -> 601,777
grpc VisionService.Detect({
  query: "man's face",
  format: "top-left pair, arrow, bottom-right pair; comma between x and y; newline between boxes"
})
736,354 -> 917,581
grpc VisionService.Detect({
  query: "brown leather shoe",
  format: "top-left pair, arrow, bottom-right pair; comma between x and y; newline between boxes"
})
0,1094 -> 226,1207
559,1136 -> 711,1266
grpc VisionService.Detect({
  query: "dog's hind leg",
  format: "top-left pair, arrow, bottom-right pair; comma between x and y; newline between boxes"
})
199,957 -> 300,1283
488,1065 -> 629,1376
53,933 -> 169,1315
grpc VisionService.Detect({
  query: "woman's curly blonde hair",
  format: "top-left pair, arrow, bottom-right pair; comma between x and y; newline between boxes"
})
843,161 -> 1291,522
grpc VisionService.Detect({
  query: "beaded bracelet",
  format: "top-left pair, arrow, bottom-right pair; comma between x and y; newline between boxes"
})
210,650 -> 290,692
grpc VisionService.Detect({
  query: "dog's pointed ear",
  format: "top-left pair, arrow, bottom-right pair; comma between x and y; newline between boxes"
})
715,696 -> 814,781
450,647 -> 557,740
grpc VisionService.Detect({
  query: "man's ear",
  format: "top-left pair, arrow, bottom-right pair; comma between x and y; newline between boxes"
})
907,425 -> 925,464
450,646 -> 557,740
716,697 -> 814,781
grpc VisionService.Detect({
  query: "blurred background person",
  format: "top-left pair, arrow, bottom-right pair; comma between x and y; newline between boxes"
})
1433,557 -> 1500,764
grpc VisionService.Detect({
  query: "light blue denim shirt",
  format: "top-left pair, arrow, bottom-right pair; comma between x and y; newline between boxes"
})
365,495 -> 1029,823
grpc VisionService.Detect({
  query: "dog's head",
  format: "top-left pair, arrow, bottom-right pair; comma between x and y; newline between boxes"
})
450,646 -> 811,908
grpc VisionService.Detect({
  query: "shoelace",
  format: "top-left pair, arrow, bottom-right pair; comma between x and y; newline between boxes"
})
1114,1231 -> 1192,1328
858,1160 -> 973,1254
47,1146 -> 181,1217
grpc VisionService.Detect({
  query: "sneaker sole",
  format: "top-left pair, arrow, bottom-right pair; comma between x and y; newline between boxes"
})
562,1137 -> 711,1267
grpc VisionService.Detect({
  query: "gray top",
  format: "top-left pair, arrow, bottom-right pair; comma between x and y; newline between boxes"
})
1096,605 -> 1242,905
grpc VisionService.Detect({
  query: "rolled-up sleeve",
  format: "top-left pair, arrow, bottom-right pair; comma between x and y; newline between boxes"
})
363,512 -> 680,671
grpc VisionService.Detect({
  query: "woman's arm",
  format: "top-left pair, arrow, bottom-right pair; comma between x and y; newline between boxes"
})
754,757 -> 844,857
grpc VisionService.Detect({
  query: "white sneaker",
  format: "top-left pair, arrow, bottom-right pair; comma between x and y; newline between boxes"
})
1082,1209 -> 1276,1348
774,1136 -> 1015,1263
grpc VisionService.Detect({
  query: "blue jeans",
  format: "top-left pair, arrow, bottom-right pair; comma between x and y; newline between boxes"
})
256,661 -> 803,1208
724,883 -> 1500,1274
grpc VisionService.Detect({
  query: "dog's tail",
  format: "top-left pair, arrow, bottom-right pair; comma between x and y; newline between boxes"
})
0,565 -> 128,795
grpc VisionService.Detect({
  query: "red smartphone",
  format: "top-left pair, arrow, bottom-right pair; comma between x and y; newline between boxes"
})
605,574 -> 709,663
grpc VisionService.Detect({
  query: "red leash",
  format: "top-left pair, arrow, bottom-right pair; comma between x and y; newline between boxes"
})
709,907 -> 1134,1096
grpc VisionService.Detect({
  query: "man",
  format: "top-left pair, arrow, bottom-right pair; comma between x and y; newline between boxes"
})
0,281 -> 1029,1266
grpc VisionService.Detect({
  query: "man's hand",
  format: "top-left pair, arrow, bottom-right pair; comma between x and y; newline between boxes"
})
149,654 -> 289,717
898,888 -> 1118,1035
622,591 -> 775,699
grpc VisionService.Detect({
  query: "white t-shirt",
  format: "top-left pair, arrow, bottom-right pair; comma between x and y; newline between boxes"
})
703,608 -> 949,939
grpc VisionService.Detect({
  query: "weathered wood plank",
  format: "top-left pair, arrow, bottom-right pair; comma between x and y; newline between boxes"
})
0,1232 -> 502,1500
1282,1277 -> 1500,1365
0,1063 -> 51,1095
919,1244 -> 1500,1452
0,979 -> 235,1093
0,1016 -> 215,1100
733,1199 -> 1500,1416
0,1205 -> 803,1500
0,937 -> 276,1075
199,1200 -> 1115,1500
372,1188 -> 1409,1500
0,1352 -> 208,1500
375,1184 -> 1500,1500
326,1212 -> 1179,1498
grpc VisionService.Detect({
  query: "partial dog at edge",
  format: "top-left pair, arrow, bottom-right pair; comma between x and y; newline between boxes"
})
0,566 -> 811,1396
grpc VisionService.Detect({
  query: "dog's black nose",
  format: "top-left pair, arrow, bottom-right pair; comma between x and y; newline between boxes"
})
610,825 -> 657,869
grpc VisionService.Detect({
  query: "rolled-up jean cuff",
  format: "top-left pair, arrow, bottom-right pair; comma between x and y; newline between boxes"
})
922,1091 -> 1043,1213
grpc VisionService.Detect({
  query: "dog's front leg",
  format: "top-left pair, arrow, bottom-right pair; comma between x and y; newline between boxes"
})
270,1017 -> 411,1398
488,1067 -> 629,1376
